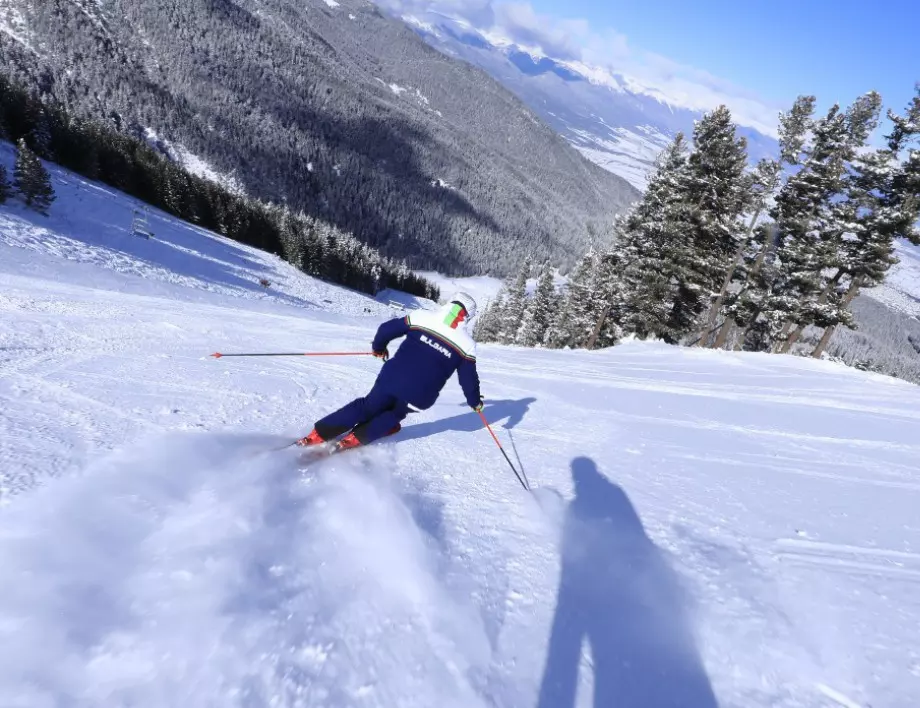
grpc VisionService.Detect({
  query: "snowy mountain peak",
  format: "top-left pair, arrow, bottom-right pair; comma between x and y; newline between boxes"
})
398,10 -> 779,190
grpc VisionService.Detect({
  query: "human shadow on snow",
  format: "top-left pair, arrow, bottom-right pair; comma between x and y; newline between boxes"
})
537,457 -> 717,708
398,397 -> 536,443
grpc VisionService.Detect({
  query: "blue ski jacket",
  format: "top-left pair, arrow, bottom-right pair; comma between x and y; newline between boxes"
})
371,305 -> 482,411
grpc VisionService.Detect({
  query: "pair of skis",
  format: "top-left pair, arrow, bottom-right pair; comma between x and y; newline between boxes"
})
273,437 -> 356,462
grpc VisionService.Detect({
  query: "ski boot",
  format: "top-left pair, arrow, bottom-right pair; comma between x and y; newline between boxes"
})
337,423 -> 401,451
296,429 -> 326,447
336,432 -> 362,451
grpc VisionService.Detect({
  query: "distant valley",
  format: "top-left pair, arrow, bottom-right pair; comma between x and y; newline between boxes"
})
395,10 -> 779,189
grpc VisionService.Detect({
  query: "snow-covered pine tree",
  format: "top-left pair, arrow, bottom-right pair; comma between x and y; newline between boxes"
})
617,135 -> 692,342
811,88 -> 920,358
277,207 -> 307,271
758,103 -> 852,351
299,215 -> 325,277
24,94 -> 53,160
65,116 -> 101,181
0,164 -> 10,204
671,106 -> 751,342
724,96 -> 817,350
583,246 -> 627,349
546,248 -> 599,348
700,157 -> 782,347
518,260 -> 559,347
158,163 -> 185,217
768,93 -> 883,354
14,138 -> 55,214
473,292 -> 506,343
500,255 -> 532,345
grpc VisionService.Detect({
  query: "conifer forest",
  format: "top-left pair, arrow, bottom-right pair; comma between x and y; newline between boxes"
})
476,93 -> 920,381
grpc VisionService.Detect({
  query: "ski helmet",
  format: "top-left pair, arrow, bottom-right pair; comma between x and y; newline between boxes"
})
449,292 -> 477,319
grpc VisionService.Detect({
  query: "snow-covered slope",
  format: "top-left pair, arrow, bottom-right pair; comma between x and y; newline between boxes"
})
864,239 -> 920,317
417,271 -> 504,310
0,142 -> 402,319
3,165 -> 920,707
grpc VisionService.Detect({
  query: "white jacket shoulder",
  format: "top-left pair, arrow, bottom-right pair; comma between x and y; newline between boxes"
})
409,309 -> 477,358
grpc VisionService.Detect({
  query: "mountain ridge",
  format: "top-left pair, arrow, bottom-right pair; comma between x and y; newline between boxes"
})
0,0 -> 638,276
396,10 -> 780,189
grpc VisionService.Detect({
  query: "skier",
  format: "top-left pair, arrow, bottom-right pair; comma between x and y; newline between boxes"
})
297,292 -> 483,451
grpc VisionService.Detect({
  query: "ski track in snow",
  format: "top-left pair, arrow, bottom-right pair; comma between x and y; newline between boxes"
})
3,155 -> 920,706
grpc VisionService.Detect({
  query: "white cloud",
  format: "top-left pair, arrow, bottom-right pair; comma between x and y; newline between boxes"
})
376,0 -> 781,137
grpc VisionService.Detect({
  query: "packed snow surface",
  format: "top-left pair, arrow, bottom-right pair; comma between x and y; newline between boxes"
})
3,157 -> 920,708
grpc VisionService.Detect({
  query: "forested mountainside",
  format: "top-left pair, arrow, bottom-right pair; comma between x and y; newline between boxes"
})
0,0 -> 638,276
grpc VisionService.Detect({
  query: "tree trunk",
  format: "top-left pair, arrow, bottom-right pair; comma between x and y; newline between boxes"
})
695,244 -> 744,347
810,325 -> 837,359
729,222 -> 777,348
713,318 -> 735,349
750,237 -> 772,279
778,326 -> 802,354
810,276 -> 863,359
773,270 -> 844,354
817,269 -> 844,305
842,276 -> 862,307
585,304 -> 611,351
695,208 -> 764,348
773,321 -> 794,352
733,329 -> 746,351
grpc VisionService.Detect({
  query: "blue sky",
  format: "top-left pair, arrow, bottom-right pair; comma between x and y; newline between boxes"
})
382,0 -> 919,136
529,0 -> 919,115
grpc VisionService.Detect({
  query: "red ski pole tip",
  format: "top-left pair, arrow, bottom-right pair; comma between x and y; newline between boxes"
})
211,352 -> 223,358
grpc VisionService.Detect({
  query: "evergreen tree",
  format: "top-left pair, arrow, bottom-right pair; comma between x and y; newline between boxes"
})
518,260 -> 558,347
669,106 -> 751,340
618,135 -> 692,342
721,96 -> 817,350
14,137 -> 55,214
811,87 -> 920,357
24,94 -> 53,159
700,156 -> 782,348
546,248 -> 599,348
0,71 -> 435,299
277,208 -> 307,271
473,292 -> 506,343
766,93 -> 882,353
0,163 -> 10,204
499,255 -> 532,345
584,244 -> 629,349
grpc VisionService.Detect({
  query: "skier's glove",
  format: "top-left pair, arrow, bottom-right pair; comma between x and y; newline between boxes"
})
472,398 -> 484,413
373,348 -> 389,361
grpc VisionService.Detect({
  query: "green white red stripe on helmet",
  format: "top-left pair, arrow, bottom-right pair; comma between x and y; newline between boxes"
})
443,303 -> 467,330
448,292 -> 477,319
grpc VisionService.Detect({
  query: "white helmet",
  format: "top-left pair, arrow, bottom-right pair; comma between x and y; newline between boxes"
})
448,292 -> 477,319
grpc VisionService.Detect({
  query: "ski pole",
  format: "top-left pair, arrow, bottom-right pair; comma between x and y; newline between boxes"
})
210,351 -> 376,359
478,411 -> 529,491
